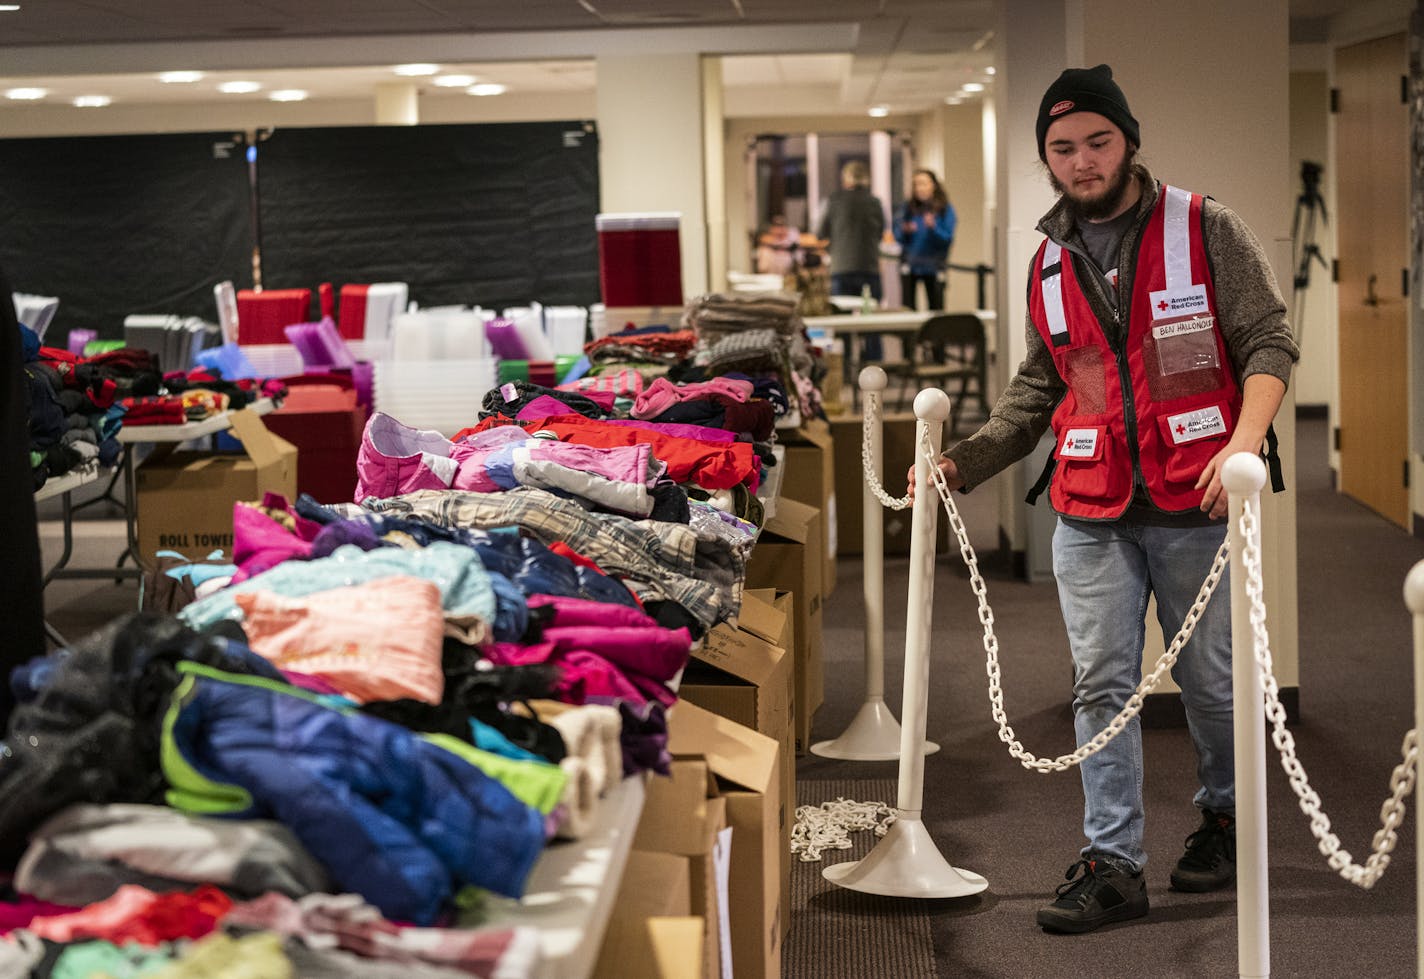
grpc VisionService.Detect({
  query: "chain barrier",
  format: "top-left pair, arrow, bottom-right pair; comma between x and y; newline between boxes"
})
909,419 -> 1418,886
790,798 -> 898,862
1239,499 -> 1418,889
861,392 -> 912,510
919,432 -> 1229,772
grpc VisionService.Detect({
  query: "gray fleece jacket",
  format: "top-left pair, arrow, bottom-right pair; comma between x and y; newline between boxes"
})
945,167 -> 1299,497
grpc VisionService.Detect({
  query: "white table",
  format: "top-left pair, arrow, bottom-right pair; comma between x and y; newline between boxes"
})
36,464 -> 103,646
478,776 -> 647,978
804,309 -> 996,408
63,398 -> 281,579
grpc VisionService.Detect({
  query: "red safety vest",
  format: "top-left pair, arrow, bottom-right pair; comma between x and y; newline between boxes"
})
1028,185 -> 1241,519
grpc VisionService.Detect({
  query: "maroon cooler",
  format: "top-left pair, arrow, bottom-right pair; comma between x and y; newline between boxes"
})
596,212 -> 684,308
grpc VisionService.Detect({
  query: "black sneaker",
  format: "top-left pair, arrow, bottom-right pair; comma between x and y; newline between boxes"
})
1170,808 -> 1236,892
1036,856 -> 1149,934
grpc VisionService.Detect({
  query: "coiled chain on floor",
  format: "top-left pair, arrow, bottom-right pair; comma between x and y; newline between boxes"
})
1240,499 -> 1418,889
790,798 -> 897,862
861,392 -> 912,510
920,434 -> 1230,773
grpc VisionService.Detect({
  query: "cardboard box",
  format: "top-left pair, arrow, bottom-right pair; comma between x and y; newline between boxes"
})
668,701 -> 783,979
646,918 -> 705,979
778,418 -> 838,597
744,496 -> 824,752
830,413 -> 951,556
593,850 -> 693,979
750,588 -> 797,888
679,588 -> 795,920
262,383 -> 364,505
635,759 -> 729,979
133,410 -> 298,564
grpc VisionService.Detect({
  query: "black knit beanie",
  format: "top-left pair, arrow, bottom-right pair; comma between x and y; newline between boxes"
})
1036,64 -> 1140,161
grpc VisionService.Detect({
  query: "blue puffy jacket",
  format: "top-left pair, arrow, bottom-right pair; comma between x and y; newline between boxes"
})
161,662 -> 547,925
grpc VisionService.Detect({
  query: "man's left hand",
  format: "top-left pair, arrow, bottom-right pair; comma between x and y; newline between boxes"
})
1196,437 -> 1259,519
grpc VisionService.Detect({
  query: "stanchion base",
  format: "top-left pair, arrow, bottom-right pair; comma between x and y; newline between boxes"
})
810,698 -> 941,761
823,814 -> 988,898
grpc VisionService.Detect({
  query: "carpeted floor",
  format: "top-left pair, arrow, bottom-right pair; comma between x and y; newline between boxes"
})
789,416 -> 1424,978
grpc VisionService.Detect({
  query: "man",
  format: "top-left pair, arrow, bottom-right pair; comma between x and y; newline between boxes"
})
916,65 -> 1298,933
0,260 -> 45,726
817,160 -> 887,358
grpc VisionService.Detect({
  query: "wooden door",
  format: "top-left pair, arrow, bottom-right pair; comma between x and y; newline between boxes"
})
1335,33 -> 1410,528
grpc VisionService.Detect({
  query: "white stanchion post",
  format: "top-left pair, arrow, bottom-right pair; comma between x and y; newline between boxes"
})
823,387 -> 987,898
1223,452 -> 1270,979
1403,560 -> 1424,979
812,367 -> 940,761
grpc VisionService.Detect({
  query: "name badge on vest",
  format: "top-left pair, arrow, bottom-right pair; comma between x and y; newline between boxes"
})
1149,283 -> 1209,321
1058,427 -> 1103,460
1165,405 -> 1228,445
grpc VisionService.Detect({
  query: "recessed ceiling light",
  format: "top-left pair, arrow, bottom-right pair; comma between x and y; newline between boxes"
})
962,82 -> 985,93
0,5 -> 22,10
158,70 -> 204,84
269,89 -> 308,102
5,87 -> 46,101
467,83 -> 507,97
944,96 -> 963,105
868,105 -> 889,118
73,95 -> 112,108
393,63 -> 439,77
434,74 -> 476,88
985,67 -> 997,75
218,80 -> 262,94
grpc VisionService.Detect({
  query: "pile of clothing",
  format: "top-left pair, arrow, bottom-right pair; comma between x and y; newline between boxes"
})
20,328 -> 134,491
2,298 -> 824,975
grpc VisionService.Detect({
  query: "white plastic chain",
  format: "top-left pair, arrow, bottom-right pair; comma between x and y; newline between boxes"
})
790,798 -> 898,862
919,432 -> 1230,772
1239,499 -> 1418,889
862,392 -> 912,510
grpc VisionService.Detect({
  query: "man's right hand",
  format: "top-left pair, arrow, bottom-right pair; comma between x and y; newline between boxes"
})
906,457 -> 964,502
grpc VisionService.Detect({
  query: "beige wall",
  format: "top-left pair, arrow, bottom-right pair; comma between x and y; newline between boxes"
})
596,53 -> 708,298
914,102 -> 989,307
1288,66 -> 1337,408
1080,0 -> 1298,685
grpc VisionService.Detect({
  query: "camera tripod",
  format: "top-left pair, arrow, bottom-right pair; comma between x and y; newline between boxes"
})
1291,160 -> 1329,343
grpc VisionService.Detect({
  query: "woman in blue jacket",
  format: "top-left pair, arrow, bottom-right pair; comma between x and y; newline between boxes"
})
894,169 -> 957,310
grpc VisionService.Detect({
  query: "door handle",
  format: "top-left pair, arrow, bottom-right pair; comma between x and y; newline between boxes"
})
1365,273 -> 1380,306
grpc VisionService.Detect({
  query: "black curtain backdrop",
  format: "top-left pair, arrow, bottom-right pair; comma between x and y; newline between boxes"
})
0,131 -> 254,342
255,121 -> 600,314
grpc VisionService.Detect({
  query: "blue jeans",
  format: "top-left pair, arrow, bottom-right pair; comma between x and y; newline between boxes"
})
1051,516 -> 1235,871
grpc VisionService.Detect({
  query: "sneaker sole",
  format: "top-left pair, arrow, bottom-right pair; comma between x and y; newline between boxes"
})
1036,901 -> 1149,934
1168,870 -> 1235,893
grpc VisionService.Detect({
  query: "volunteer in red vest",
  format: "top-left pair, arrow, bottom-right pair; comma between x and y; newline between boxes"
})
913,64 -> 1298,933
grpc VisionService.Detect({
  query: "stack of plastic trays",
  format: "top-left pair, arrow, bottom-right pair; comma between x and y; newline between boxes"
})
375,309 -> 494,435
373,357 -> 496,436
544,306 -> 589,357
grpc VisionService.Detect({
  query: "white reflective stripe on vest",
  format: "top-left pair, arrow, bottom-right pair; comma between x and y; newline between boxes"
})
1042,239 -> 1069,341
1163,184 -> 1193,290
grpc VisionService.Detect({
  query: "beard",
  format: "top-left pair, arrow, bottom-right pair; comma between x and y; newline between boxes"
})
1051,152 -> 1136,221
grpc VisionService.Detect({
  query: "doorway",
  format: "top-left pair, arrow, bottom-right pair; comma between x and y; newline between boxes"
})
1335,32 -> 1410,528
